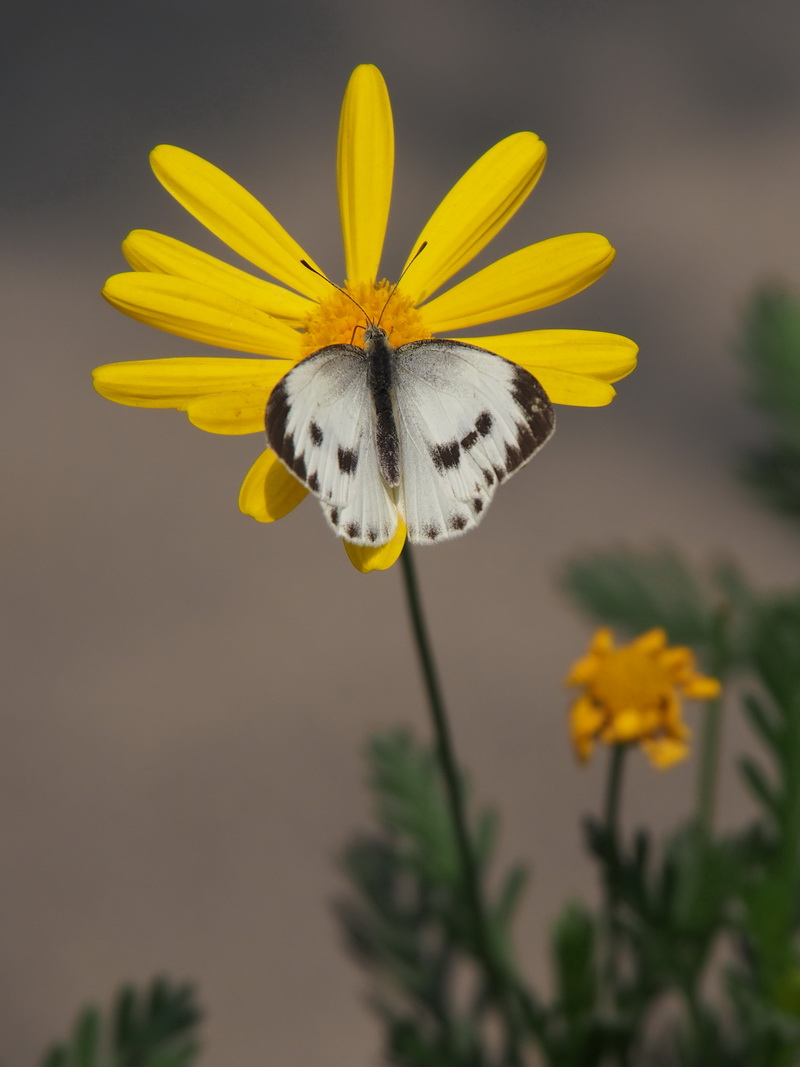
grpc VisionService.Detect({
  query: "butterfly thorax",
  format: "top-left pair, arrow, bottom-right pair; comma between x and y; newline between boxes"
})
363,325 -> 400,488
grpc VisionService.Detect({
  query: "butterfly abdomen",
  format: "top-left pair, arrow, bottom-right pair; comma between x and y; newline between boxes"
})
364,325 -> 400,488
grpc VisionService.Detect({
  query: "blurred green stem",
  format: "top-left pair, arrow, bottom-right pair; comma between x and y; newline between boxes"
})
696,607 -> 730,835
399,544 -> 522,1063
603,743 -> 627,1017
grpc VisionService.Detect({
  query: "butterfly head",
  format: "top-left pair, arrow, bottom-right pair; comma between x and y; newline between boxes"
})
361,321 -> 389,346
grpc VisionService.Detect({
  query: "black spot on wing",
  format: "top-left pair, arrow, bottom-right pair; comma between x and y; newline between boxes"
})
280,432 -> 295,464
472,367 -> 556,478
308,472 -> 319,493
367,527 -> 379,543
309,420 -> 324,446
337,446 -> 359,474
460,429 -> 479,450
473,497 -> 484,514
292,453 -> 307,481
449,514 -> 468,531
345,522 -> 361,540
511,365 -> 546,409
476,411 -> 493,436
505,440 -> 524,472
511,366 -> 555,449
430,440 -> 461,472
265,379 -> 313,485
482,467 -> 495,487
422,524 -> 440,541
265,378 -> 290,454
330,507 -> 339,526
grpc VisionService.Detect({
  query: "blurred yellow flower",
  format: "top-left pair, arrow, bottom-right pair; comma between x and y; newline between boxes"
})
566,628 -> 721,769
94,63 -> 637,573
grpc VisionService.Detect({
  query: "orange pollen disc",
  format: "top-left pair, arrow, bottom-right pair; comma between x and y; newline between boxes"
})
590,647 -> 674,715
299,280 -> 431,359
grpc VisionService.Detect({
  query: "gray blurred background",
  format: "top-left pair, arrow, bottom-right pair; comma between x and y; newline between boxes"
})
3,0 -> 800,1062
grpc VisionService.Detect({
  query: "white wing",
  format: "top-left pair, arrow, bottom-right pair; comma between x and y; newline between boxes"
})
392,340 -> 555,543
266,345 -> 400,545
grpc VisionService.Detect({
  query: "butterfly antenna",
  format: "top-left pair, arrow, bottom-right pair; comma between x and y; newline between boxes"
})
299,259 -> 372,323
376,241 -> 427,328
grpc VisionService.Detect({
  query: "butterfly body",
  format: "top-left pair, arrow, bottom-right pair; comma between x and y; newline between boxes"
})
363,324 -> 401,488
266,326 -> 555,546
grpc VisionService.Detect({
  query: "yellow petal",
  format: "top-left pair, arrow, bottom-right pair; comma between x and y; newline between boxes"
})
641,736 -> 689,769
92,356 -> 292,409
574,736 -> 595,762
530,369 -> 616,407
186,386 -> 276,434
633,628 -> 668,654
682,676 -> 722,700
239,449 -> 308,522
338,65 -> 393,284
569,697 -> 604,763
608,709 -> 646,743
659,693 -> 684,731
570,696 -> 605,737
400,132 -> 547,304
345,520 -> 407,573
102,273 -> 302,358
460,329 -> 638,383
565,654 -> 601,687
150,145 -> 331,302
660,647 -> 694,672
591,628 -> 615,654
419,234 -> 616,332
123,229 -> 315,326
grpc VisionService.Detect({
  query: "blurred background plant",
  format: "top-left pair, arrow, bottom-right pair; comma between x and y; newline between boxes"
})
331,282 -> 800,1066
39,290 -> 800,1065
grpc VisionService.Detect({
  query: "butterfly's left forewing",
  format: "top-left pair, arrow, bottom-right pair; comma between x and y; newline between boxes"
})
392,340 -> 555,543
266,345 -> 400,545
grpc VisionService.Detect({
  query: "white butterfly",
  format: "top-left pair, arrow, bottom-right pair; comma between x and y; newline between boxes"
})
266,324 -> 555,546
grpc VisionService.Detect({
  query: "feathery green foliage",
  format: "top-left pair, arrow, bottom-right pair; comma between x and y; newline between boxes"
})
739,287 -> 800,519
39,978 -> 201,1067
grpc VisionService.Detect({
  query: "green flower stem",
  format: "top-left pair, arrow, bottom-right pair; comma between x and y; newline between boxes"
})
399,544 -> 522,1062
602,744 -> 627,1018
696,608 -> 730,836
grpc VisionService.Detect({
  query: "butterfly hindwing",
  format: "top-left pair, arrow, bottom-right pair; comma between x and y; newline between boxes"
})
392,339 -> 555,543
266,344 -> 399,545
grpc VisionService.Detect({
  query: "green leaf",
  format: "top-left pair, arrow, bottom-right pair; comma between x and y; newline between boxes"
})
38,979 -> 202,1067
739,287 -> 800,522
743,694 -> 783,752
560,547 -> 713,645
742,443 -> 800,522
551,901 -> 598,1020
73,1010 -> 101,1067
739,756 -> 781,822
337,729 -> 538,1063
751,596 -> 800,705
40,1051 -> 69,1067
492,864 -> 528,937
740,287 -> 800,449
368,731 -> 461,886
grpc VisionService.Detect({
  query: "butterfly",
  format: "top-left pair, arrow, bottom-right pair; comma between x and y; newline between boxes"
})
265,318 -> 555,547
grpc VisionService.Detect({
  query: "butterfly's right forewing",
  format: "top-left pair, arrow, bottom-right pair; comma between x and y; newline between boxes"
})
266,345 -> 400,545
392,340 -> 555,543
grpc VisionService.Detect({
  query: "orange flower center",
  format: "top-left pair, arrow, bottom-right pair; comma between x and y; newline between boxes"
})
300,280 -> 430,358
589,646 -> 672,715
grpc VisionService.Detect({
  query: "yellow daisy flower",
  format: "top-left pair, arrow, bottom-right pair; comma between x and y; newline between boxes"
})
93,64 -> 637,573
566,628 -> 721,769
